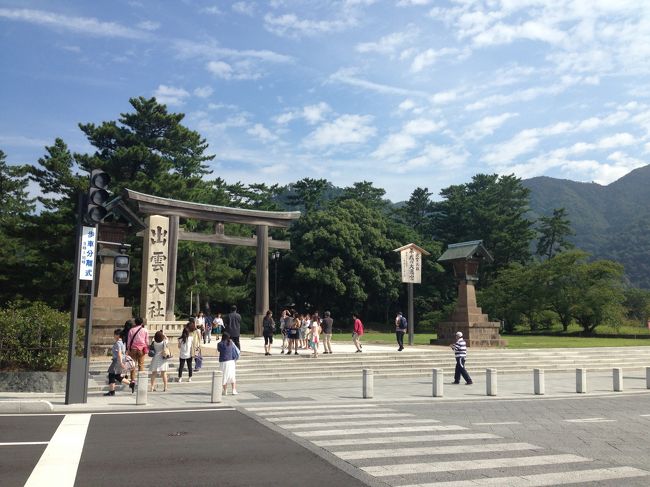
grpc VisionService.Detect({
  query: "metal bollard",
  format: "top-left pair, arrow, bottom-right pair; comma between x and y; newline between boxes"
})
136,371 -> 148,405
613,368 -> 623,392
576,368 -> 587,393
362,369 -> 374,399
534,368 -> 545,395
486,368 -> 497,396
432,369 -> 443,397
211,370 -> 223,403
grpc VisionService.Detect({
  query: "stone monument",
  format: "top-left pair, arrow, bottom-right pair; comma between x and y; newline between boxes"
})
436,240 -> 505,347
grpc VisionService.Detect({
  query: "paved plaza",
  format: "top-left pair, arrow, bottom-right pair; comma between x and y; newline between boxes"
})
3,341 -> 650,486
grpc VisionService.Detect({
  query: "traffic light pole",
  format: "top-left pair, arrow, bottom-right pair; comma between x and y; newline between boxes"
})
65,193 -> 97,405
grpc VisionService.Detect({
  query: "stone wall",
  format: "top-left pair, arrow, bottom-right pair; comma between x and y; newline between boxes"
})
0,371 -> 66,393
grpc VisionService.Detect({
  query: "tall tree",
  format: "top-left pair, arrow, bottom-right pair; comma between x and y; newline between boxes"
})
339,180 -> 389,211
536,207 -> 574,260
433,174 -> 535,282
286,178 -> 332,213
401,187 -> 435,236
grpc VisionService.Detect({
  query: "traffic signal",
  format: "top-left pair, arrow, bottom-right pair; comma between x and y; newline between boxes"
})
113,249 -> 130,285
86,169 -> 111,224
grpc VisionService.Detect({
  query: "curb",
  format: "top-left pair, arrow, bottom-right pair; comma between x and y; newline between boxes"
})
0,400 -> 55,413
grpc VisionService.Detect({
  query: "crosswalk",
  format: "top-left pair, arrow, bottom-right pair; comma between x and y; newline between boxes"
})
244,403 -> 650,486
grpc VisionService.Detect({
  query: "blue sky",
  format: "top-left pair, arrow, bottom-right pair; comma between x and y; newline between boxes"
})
2,0 -> 650,201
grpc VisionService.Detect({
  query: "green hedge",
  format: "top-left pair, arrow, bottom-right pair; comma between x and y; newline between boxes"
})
0,302 -> 69,371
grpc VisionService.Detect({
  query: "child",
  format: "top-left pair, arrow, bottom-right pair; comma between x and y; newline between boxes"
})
105,328 -> 131,396
307,320 -> 321,358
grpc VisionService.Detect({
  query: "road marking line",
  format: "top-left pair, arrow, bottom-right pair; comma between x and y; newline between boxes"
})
247,404 -> 378,412
296,424 -> 467,438
0,442 -> 49,446
284,418 -> 439,430
473,421 -> 521,425
564,417 -> 616,423
314,433 -> 500,447
264,411 -> 400,423
24,413 -> 91,487
398,466 -> 649,487
363,454 -> 590,476
334,442 -> 542,460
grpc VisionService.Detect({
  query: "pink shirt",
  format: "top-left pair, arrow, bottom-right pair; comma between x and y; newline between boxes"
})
127,325 -> 149,350
353,318 -> 364,335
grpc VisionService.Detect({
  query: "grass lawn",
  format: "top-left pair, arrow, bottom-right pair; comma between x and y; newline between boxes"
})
328,332 -> 650,348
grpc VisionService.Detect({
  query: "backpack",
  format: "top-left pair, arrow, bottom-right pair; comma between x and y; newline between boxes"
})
399,316 -> 407,329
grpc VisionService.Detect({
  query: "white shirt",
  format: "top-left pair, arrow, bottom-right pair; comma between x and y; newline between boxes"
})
179,335 -> 194,359
213,317 -> 224,327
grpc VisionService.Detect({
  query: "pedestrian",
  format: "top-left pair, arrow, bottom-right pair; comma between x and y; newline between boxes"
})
352,313 -> 364,353
104,328 -> 131,396
149,330 -> 169,392
280,309 -> 289,354
126,316 -> 149,392
300,314 -> 310,349
119,319 -> 133,345
218,332 -> 239,395
188,319 -> 203,371
203,314 -> 212,344
307,319 -> 321,358
321,311 -> 333,354
286,309 -> 299,356
395,312 -> 407,351
451,331 -> 473,385
213,313 -> 224,335
177,326 -> 194,383
263,310 -> 275,356
225,305 -> 242,352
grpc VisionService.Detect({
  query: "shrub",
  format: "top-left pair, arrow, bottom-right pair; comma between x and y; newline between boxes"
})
0,302 -> 69,371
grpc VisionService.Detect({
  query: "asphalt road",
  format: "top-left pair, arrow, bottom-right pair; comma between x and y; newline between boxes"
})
0,408 -> 369,487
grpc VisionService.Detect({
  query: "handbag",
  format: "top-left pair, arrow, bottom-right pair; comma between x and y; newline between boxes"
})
162,343 -> 172,359
122,354 -> 135,373
147,341 -> 156,358
232,344 -> 241,361
194,354 -> 203,369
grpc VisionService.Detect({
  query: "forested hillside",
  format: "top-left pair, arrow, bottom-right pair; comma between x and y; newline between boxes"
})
524,165 -> 650,288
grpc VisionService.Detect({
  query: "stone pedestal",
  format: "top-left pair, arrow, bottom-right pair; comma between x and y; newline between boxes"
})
435,280 -> 506,347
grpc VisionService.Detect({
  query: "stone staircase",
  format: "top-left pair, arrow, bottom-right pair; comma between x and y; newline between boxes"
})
87,347 -> 650,392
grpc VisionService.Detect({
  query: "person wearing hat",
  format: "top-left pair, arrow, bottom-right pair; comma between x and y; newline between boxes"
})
451,331 -> 473,385
395,312 -> 407,351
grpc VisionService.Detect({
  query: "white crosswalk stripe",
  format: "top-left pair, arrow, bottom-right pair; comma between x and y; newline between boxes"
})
295,424 -> 467,437
266,412 -> 407,422
362,454 -> 589,476
284,418 -> 439,430
313,432 -> 499,447
334,442 -> 542,460
244,404 -> 650,486
398,466 -> 649,487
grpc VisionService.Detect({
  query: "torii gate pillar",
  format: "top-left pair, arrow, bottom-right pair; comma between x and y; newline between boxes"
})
254,225 -> 269,337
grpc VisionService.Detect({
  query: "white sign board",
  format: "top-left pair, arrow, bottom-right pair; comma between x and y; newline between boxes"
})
79,226 -> 97,280
400,247 -> 422,283
141,215 -> 170,322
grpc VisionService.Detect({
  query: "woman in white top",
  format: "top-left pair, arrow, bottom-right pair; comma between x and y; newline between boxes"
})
149,330 -> 169,391
177,326 -> 194,383
213,313 -> 224,335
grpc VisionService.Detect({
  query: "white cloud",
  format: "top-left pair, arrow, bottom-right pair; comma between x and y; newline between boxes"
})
410,47 -> 464,73
173,39 -> 293,64
329,68 -> 430,98
193,86 -> 213,98
0,8 -> 148,39
371,133 -> 417,159
398,99 -> 417,112
397,144 -> 468,173
403,118 -> 444,135
264,13 -> 355,38
304,114 -> 376,148
136,20 -> 160,31
233,2 -> 255,16
397,0 -> 432,6
275,102 -> 331,125
201,6 -> 222,15
206,60 -> 262,80
465,112 -> 518,140
153,85 -> 190,106
356,30 -> 416,56
247,124 -> 279,143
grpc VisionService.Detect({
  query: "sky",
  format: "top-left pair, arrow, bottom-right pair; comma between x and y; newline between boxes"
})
2,0 -> 650,202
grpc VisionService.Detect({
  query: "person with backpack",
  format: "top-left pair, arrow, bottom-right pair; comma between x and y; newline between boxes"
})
104,328 -> 132,396
395,312 -> 407,351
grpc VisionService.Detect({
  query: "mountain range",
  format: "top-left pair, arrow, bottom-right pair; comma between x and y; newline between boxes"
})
523,164 -> 650,289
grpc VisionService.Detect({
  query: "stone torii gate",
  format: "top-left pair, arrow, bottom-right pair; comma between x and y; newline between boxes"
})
123,189 -> 301,336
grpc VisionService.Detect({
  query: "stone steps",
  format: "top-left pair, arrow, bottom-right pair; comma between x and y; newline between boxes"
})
87,347 -> 650,391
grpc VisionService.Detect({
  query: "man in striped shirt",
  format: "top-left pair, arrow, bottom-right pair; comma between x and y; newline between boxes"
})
451,331 -> 473,385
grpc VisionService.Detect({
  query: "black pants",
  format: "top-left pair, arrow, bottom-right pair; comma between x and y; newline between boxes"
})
178,357 -> 193,378
231,336 -> 241,352
396,331 -> 405,349
454,357 -> 472,383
